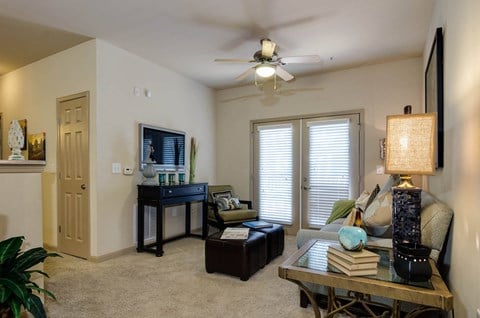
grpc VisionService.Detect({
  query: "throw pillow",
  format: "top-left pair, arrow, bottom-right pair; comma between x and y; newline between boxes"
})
229,197 -> 241,209
363,190 -> 393,237
365,184 -> 380,210
355,190 -> 371,211
342,208 -> 357,226
215,197 -> 231,211
211,190 -> 232,202
216,197 -> 242,211
326,200 -> 355,224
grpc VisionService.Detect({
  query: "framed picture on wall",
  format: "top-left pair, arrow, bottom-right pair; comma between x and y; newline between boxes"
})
425,27 -> 444,169
27,132 -> 46,160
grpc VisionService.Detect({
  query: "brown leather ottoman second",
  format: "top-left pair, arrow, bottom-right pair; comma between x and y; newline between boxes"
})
250,224 -> 285,263
205,230 -> 267,281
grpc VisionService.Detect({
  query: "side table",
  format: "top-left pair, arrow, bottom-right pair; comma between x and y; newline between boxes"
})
137,183 -> 208,256
278,239 -> 453,318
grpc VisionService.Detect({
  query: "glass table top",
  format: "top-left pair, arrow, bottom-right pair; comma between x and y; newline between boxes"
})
293,240 -> 433,290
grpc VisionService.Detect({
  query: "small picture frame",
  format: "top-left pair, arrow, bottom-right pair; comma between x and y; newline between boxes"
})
27,132 -> 46,160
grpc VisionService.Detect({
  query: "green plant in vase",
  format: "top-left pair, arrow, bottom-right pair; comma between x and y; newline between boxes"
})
189,137 -> 198,183
0,236 -> 61,318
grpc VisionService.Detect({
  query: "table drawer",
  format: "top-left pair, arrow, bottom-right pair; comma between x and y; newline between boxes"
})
161,184 -> 207,198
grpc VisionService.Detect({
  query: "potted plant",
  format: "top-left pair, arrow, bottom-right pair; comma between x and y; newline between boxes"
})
0,236 -> 60,318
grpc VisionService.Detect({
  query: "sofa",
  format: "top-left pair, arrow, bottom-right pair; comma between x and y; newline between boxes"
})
295,176 -> 454,312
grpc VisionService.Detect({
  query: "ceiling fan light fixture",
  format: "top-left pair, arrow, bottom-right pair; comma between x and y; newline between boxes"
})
255,64 -> 276,78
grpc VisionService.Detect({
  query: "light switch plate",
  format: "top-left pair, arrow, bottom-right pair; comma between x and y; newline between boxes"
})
376,165 -> 385,175
133,87 -> 141,96
112,163 -> 122,174
123,167 -> 133,175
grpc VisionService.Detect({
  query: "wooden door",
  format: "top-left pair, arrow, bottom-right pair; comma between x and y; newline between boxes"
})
57,92 -> 90,258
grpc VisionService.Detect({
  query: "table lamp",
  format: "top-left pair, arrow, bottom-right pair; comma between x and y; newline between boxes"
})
385,112 -> 436,280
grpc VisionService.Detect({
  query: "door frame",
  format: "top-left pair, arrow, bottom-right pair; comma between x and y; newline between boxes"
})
56,91 -> 91,258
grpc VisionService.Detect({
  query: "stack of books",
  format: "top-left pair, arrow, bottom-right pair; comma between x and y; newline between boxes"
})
220,227 -> 249,240
327,244 -> 380,276
242,220 -> 273,229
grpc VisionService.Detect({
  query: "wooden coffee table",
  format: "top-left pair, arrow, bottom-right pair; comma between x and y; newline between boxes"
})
278,239 -> 453,317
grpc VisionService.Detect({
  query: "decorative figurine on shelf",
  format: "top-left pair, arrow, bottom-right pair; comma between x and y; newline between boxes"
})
8,119 -> 25,160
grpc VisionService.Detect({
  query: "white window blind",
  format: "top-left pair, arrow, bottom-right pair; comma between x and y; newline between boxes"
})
307,118 -> 351,227
257,124 -> 293,225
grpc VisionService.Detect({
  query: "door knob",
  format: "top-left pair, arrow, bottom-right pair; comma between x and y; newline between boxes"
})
81,184 -> 86,190
303,186 -> 311,190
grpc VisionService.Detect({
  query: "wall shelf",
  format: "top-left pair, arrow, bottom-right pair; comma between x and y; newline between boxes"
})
0,160 -> 46,173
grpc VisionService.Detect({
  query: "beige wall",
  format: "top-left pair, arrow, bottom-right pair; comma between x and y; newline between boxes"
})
426,1 -> 480,317
0,172 -> 43,247
0,40 -> 97,247
215,58 -> 422,199
0,39 -> 216,258
93,40 -> 216,256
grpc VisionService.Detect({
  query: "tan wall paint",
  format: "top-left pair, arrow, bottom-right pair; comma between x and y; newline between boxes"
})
0,40 -> 97,248
426,1 -> 480,317
0,173 -> 43,245
94,40 -> 216,256
215,58 -> 423,199
0,39 -> 216,258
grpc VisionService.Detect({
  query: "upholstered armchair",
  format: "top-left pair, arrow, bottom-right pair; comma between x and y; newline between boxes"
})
208,185 -> 258,230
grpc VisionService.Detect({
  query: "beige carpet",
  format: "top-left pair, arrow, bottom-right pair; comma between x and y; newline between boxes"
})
44,235 -> 332,318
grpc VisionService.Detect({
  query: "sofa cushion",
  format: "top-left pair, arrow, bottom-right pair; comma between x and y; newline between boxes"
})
363,191 -> 393,237
326,200 -> 355,224
420,191 -> 453,262
354,190 -> 371,211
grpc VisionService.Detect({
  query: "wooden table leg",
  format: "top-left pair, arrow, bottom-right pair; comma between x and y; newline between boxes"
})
287,280 -> 322,318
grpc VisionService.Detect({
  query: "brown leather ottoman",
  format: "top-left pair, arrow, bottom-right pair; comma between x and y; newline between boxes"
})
205,230 -> 267,281
250,224 -> 284,263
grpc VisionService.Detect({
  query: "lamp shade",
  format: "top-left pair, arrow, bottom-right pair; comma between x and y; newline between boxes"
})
255,64 -> 275,78
385,113 -> 436,175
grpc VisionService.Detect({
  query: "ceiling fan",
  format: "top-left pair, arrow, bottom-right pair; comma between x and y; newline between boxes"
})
214,38 -> 321,83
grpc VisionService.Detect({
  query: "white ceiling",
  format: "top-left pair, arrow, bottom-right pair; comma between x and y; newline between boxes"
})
0,0 -> 435,89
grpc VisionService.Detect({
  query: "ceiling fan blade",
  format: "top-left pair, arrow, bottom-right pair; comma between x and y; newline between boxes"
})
261,39 -> 276,58
279,55 -> 321,64
214,58 -> 253,63
276,66 -> 294,82
236,67 -> 255,81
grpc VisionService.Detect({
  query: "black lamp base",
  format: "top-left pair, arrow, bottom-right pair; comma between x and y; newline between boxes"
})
392,187 -> 422,250
392,187 -> 432,281
393,242 -> 432,282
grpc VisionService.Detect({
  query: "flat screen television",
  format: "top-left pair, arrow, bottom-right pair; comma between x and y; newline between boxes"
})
139,123 -> 185,171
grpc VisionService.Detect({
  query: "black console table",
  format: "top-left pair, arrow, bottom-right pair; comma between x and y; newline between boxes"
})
137,183 -> 208,257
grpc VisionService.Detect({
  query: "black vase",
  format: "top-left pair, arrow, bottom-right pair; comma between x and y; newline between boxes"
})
393,242 -> 432,282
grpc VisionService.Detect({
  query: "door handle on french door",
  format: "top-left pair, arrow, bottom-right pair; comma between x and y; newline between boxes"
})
81,184 -> 86,190
303,186 -> 311,190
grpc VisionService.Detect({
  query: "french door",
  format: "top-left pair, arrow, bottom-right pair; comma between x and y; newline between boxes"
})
252,113 -> 361,234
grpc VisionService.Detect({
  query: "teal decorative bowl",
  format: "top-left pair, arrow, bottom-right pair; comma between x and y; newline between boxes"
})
338,226 -> 367,251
